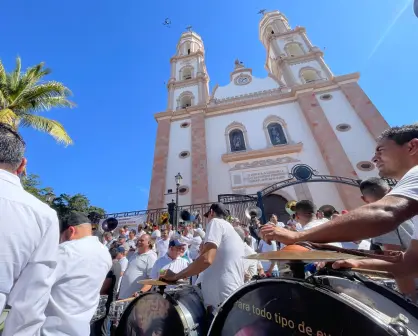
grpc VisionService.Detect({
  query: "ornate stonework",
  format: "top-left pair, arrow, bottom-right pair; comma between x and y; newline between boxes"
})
230,156 -> 300,171
234,73 -> 252,86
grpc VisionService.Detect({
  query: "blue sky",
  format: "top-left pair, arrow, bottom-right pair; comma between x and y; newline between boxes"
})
1,0 -> 416,213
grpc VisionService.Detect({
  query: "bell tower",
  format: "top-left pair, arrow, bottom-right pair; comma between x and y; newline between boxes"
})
167,29 -> 210,111
259,11 -> 333,87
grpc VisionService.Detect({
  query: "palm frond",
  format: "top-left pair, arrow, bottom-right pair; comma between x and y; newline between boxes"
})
20,114 -> 73,145
0,108 -> 17,127
0,60 -> 6,86
0,90 -> 7,109
9,57 -> 22,91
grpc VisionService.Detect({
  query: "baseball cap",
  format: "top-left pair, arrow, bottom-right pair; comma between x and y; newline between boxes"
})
118,235 -> 126,239
117,246 -> 126,253
203,202 -> 229,218
169,239 -> 186,248
60,211 -> 91,233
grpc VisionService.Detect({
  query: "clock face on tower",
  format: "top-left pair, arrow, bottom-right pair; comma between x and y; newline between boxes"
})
234,74 -> 252,86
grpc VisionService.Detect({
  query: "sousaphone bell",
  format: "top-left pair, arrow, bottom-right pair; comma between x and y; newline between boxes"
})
101,217 -> 118,232
245,206 -> 262,221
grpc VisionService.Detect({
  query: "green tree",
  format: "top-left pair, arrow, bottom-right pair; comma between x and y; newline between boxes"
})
21,174 -> 105,219
0,57 -> 75,145
21,174 -> 54,202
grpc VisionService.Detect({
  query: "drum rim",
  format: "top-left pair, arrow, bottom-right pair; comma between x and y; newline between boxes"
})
208,277 -> 398,335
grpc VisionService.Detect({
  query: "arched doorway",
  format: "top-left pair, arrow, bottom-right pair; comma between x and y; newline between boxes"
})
262,194 -> 288,224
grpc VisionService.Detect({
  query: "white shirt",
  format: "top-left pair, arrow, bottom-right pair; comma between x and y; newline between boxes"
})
119,256 -> 128,273
150,254 -> 189,280
301,219 -> 342,248
156,238 -> 170,257
0,169 -> 59,336
243,244 -> 259,281
118,250 -> 157,299
202,218 -> 245,309
189,236 -> 203,260
249,236 -> 258,251
341,240 -> 371,250
41,236 -> 112,336
258,240 -> 279,272
136,230 -> 146,238
388,165 -> 418,239
151,229 -> 161,239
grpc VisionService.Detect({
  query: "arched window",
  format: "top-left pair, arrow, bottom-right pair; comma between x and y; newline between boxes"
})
229,129 -> 246,152
300,68 -> 320,83
284,42 -> 305,57
181,67 -> 192,80
267,25 -> 275,35
176,91 -> 195,110
267,123 -> 287,146
185,42 -> 191,55
263,116 -> 290,147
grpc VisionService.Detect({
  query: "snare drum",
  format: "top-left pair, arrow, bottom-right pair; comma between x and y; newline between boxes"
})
116,285 -> 206,336
109,297 -> 135,327
208,277 -> 418,336
91,295 -> 108,323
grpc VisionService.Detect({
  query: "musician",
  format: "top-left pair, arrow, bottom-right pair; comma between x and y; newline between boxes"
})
156,229 -> 170,257
260,125 -> 418,285
235,227 -> 264,282
150,240 -> 189,284
161,202 -> 244,318
42,212 -> 112,336
0,124 -> 60,336
118,234 -> 157,299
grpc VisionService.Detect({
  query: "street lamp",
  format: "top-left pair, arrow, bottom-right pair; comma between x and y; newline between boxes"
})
174,173 -> 183,231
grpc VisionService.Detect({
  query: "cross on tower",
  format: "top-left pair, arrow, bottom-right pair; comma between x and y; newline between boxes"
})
186,25 -> 193,32
258,9 -> 266,15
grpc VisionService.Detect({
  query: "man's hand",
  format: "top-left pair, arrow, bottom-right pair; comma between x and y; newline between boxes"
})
159,269 -> 179,283
260,224 -> 300,245
332,259 -> 363,270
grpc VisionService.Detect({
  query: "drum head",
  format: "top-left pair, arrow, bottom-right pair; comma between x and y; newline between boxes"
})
115,292 -> 185,336
209,279 -> 394,336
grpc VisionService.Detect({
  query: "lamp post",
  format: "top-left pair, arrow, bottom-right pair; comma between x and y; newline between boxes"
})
174,173 -> 183,231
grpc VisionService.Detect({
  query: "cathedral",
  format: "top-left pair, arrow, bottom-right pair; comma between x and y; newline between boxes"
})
147,10 -> 389,220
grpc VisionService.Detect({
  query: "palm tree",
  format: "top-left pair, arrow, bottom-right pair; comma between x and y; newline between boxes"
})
0,57 -> 75,145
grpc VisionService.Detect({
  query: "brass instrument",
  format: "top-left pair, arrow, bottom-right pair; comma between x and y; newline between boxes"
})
244,206 -> 262,221
285,200 -> 297,216
101,217 -> 118,232
160,212 -> 170,225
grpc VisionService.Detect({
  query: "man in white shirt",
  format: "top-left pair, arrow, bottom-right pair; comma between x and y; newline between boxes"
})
150,240 -> 189,281
156,229 -> 170,257
103,232 -> 116,249
234,227 -> 264,282
118,234 -> 157,299
260,124 -> 418,282
117,247 -> 129,275
258,239 -> 279,276
161,202 -> 244,315
292,200 -> 342,248
42,211 -> 112,336
0,123 -> 59,336
136,224 -> 146,239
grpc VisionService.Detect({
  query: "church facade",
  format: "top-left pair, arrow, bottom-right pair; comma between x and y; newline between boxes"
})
147,10 -> 389,217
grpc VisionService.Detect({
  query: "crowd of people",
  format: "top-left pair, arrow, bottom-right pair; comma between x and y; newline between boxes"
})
0,120 -> 417,336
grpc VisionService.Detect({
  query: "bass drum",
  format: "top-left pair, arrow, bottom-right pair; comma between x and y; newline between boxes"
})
115,285 -> 206,336
208,278 -> 418,336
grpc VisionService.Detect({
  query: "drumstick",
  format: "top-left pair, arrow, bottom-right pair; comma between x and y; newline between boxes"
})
351,268 -> 395,279
116,297 -> 135,303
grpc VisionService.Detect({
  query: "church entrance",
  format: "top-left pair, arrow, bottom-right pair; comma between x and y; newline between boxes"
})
262,194 -> 288,224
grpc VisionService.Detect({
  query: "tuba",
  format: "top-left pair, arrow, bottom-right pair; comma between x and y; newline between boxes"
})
285,200 -> 297,216
245,205 -> 262,221
101,217 -> 118,232
180,210 -> 196,222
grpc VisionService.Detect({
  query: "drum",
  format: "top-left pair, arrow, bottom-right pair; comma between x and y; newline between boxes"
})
91,295 -> 108,323
109,297 -> 135,327
208,277 -> 418,336
115,285 -> 206,336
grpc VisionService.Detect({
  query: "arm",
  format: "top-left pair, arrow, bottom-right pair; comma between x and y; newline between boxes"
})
170,243 -> 217,281
5,213 -> 59,336
263,196 -> 418,245
334,240 -> 418,278
100,271 -> 113,295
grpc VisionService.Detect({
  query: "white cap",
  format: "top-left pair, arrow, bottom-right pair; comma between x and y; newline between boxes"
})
195,228 -> 205,239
